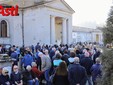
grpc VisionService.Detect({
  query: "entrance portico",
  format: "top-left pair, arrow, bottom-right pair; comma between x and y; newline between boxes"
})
50,16 -> 69,45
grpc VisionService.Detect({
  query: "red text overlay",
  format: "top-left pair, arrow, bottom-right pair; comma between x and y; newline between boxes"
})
0,5 -> 19,16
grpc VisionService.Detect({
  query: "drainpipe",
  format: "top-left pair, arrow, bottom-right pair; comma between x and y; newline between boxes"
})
21,9 -> 24,47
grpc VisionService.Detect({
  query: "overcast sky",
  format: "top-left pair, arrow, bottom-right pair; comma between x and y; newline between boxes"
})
65,0 -> 112,28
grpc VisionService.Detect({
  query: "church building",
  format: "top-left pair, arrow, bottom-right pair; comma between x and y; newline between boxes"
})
0,0 -> 74,46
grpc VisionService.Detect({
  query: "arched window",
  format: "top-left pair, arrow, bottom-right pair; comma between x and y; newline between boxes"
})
0,20 -> 7,37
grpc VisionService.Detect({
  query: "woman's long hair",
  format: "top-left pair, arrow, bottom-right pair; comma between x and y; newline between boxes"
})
56,61 -> 68,76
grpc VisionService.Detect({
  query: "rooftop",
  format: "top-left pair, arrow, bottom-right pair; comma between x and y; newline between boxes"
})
0,0 -> 52,8
73,26 -> 102,32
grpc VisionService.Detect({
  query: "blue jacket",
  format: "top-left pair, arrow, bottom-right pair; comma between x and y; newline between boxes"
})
68,64 -> 87,85
16,48 -> 20,55
91,64 -> 102,81
21,54 -> 34,67
35,52 -> 39,59
11,51 -> 18,61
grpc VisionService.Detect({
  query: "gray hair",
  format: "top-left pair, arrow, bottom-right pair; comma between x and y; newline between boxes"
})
38,52 -> 43,56
2,67 -> 8,75
74,57 -> 80,64
96,58 -> 101,64
32,62 -> 37,67
26,65 -> 32,71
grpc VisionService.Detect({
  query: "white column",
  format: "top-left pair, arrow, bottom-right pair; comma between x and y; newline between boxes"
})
66,19 -> 69,44
99,34 -> 101,44
67,18 -> 72,45
62,18 -> 67,44
50,16 -> 55,45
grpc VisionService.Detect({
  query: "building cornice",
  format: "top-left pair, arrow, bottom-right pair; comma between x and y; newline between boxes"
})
44,5 -> 73,15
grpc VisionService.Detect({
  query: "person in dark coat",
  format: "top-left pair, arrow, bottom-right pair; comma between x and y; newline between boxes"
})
53,61 -> 69,85
68,57 -> 87,85
10,65 -> 23,85
91,58 -> 102,85
80,52 -> 93,85
22,65 -> 39,85
20,47 -> 25,56
35,49 -> 42,70
61,49 -> 69,66
0,68 -> 11,85
10,48 -> 19,71
93,50 -> 101,63
8,47 -> 13,56
49,47 -> 56,59
35,43 -> 41,52
31,45 -> 34,54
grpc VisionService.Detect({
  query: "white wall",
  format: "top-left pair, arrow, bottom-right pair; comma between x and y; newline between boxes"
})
24,7 -> 51,46
0,15 -> 14,45
12,11 -> 23,46
0,11 -> 24,46
72,32 -> 91,43
72,31 -> 103,44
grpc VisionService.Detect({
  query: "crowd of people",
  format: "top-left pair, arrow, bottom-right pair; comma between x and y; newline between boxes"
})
0,42 -> 102,85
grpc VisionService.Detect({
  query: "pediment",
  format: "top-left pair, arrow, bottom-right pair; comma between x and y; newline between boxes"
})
44,0 -> 75,14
